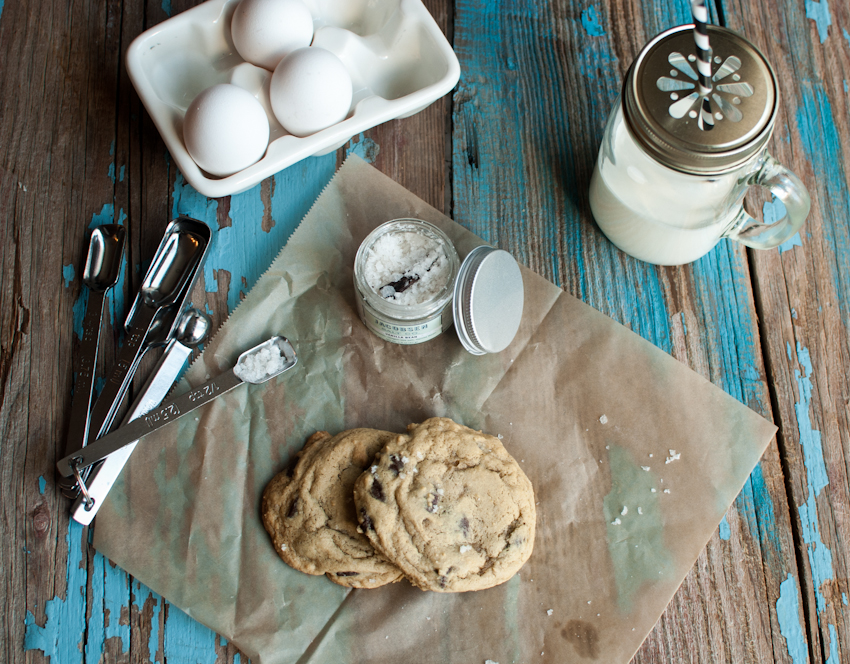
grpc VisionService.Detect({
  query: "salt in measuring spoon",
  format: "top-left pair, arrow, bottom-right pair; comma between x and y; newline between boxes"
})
57,336 -> 297,478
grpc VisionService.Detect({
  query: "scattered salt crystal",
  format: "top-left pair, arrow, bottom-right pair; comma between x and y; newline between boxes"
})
364,231 -> 450,305
498,434 -> 504,439
416,451 -> 424,460
460,545 -> 472,553
611,518 -> 621,525
620,506 -> 628,516
371,465 -> 377,474
664,489 -> 671,494
641,465 -> 650,471
402,456 -> 409,463
637,507 -> 643,515
399,472 -> 406,479
279,543 -> 287,551
651,488 -> 657,493
485,660 -> 499,664
587,600 -> 591,605
546,609 -> 553,616
599,415 -> 608,424
437,488 -> 444,495
649,453 -> 653,457
666,451 -> 681,464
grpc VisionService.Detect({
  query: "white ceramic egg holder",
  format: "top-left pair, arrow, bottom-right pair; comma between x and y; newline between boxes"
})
126,0 -> 460,198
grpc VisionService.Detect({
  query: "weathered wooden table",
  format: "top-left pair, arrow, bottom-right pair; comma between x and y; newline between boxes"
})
3,0 -> 847,661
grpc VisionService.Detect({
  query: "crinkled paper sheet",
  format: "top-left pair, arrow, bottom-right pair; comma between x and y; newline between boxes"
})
95,155 -> 777,664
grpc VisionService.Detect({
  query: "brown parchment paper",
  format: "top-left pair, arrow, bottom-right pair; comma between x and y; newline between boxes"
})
94,154 -> 777,664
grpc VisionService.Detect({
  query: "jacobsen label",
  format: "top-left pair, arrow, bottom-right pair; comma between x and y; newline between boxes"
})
363,310 -> 443,345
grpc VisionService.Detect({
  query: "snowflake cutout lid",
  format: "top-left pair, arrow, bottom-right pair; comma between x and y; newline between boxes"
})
623,24 -> 777,175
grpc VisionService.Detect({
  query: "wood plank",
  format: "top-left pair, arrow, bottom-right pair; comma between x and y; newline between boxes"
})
451,2 -> 803,663
721,0 -> 850,662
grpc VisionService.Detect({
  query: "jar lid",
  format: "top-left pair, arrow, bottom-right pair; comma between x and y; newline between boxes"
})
624,24 -> 777,175
453,246 -> 524,355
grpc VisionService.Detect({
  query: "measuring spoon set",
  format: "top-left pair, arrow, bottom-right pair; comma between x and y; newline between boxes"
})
56,217 -> 298,524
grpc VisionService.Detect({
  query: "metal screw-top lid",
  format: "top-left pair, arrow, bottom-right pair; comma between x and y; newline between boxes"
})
453,245 -> 524,355
623,24 -> 777,175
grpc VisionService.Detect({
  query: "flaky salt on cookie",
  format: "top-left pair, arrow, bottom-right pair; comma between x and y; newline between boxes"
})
353,417 -> 536,592
262,429 -> 406,588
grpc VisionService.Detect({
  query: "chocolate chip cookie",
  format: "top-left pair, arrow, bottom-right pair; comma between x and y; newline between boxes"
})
262,428 -> 406,588
353,417 -> 536,592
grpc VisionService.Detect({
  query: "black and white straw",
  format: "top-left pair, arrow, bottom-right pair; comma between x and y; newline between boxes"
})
690,0 -> 714,130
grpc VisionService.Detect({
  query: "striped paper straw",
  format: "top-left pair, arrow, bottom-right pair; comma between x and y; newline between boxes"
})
690,0 -> 714,130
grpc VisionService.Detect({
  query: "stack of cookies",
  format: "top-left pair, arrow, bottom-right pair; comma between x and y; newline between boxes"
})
261,417 -> 536,592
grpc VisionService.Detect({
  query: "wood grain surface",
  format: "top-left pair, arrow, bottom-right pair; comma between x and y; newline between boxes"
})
1,0 -> 846,662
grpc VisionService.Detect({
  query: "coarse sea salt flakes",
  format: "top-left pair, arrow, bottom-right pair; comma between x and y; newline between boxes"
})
363,231 -> 450,305
234,345 -> 286,382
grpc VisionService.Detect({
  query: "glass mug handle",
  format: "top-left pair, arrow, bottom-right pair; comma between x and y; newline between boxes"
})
724,153 -> 811,250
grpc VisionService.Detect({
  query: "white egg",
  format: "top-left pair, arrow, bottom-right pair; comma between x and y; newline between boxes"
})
231,0 -> 314,71
270,47 -> 353,137
183,84 -> 270,177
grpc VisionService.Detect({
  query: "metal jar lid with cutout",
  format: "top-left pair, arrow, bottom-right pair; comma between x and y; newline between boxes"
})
623,24 -> 778,175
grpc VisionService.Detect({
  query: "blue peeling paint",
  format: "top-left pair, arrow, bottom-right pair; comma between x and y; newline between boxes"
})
38,476 -> 46,494
718,514 -> 731,540
806,0 -> 831,43
163,605 -> 219,664
796,84 -> 850,367
162,0 -> 172,16
826,624 -> 839,663
779,233 -> 803,253
844,593 -> 848,605
581,5 -> 606,36
109,140 -> 115,157
171,155 -> 335,314
131,580 -> 162,661
762,196 -> 802,253
346,133 -> 380,163
73,290 -> 89,341
86,553 -> 130,661
0,1 -> 4,21
789,342 -> 834,614
63,264 -> 75,288
108,163 -> 115,184
119,165 -> 125,182
777,574 -> 809,664
24,522 -> 88,660
793,344 -> 828,494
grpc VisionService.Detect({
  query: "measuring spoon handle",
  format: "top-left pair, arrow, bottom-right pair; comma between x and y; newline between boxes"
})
57,370 -> 243,477
85,306 -> 157,445
58,292 -> 107,493
71,339 -> 194,523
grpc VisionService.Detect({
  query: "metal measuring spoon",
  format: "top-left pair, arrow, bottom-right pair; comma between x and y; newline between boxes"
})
122,218 -> 212,384
84,225 -> 207,452
71,308 -> 211,522
58,225 -> 126,498
57,336 -> 297,480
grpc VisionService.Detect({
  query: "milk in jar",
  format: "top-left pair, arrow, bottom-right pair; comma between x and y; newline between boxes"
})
589,25 -> 809,266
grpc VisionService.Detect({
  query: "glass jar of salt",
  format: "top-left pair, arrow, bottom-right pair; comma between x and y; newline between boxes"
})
354,219 -> 460,345
355,219 -> 526,352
